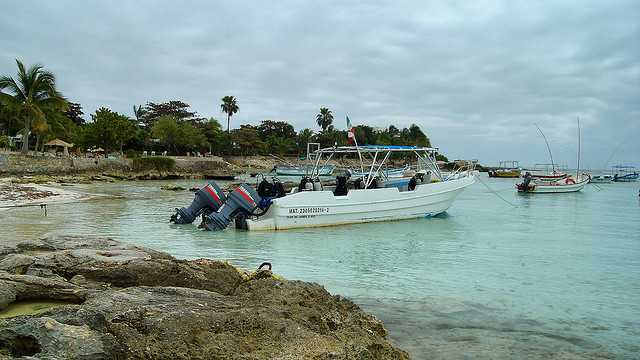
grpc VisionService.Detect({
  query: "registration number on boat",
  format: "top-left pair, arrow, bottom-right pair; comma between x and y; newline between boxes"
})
288,207 -> 330,215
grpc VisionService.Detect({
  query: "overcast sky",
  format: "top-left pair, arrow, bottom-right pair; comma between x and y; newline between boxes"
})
1,1 -> 638,168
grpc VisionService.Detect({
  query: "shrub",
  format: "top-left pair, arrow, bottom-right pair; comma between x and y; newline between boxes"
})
125,149 -> 140,159
0,135 -> 10,149
436,154 -> 449,162
132,157 -> 175,173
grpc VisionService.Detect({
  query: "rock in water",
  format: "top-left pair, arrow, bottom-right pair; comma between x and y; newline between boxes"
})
0,235 -> 409,360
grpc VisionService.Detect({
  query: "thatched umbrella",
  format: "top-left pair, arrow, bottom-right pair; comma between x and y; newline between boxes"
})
44,138 -> 74,156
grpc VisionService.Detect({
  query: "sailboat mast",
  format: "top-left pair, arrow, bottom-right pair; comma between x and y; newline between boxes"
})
577,117 -> 581,178
535,124 -> 555,173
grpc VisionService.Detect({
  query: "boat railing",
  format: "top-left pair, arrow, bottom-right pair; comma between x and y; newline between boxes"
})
308,145 -> 449,188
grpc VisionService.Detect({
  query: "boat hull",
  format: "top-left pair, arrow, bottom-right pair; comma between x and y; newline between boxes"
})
612,173 -> 639,182
274,165 -> 335,176
245,174 -> 475,230
590,175 -> 612,184
488,170 -> 521,178
517,178 -> 588,193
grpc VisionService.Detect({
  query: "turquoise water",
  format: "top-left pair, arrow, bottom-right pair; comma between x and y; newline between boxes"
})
1,177 -> 639,359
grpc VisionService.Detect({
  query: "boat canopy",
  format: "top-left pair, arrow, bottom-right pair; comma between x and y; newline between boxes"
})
314,145 -> 438,154
307,144 -> 444,188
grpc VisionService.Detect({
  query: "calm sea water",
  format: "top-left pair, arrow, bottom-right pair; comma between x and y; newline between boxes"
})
1,177 -> 639,359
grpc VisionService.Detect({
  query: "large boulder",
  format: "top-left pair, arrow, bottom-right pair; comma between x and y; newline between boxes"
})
0,236 -> 409,360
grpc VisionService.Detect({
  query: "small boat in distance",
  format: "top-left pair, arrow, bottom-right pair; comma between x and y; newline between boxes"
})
273,164 -> 335,176
612,165 -> 639,182
488,161 -> 521,178
347,165 -> 410,178
526,164 -> 568,182
517,120 -> 587,193
589,174 -> 613,183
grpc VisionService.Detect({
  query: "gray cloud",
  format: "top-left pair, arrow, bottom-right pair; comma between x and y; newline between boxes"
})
1,0 -> 638,168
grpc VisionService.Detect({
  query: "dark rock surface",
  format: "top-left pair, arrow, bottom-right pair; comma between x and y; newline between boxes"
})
0,236 -> 409,359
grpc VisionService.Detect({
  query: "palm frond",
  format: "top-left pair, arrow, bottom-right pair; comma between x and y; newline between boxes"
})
0,92 -> 19,106
0,76 -> 26,100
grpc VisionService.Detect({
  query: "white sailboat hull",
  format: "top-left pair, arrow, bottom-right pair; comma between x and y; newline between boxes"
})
245,174 -> 475,230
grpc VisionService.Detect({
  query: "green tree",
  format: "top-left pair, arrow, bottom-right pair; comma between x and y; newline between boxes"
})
140,100 -> 203,128
132,104 -> 145,125
231,125 -> 265,155
64,102 -> 85,126
0,102 -> 21,136
408,124 -> 431,147
151,116 -> 181,153
32,117 -> 49,152
257,120 -> 296,141
151,115 -> 208,154
220,96 -> 239,134
316,107 -> 333,132
201,118 -> 227,154
296,128 -> 314,153
83,107 -> 136,153
0,59 -> 67,153
266,135 -> 296,156
436,154 -> 449,162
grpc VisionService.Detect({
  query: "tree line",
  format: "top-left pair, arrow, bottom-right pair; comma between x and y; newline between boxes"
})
0,60 -> 445,160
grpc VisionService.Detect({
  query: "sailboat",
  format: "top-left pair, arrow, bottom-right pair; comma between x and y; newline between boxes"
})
517,121 -> 589,193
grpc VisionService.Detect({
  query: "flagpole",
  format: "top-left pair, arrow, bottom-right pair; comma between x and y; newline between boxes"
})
354,130 -> 364,174
346,115 -> 364,173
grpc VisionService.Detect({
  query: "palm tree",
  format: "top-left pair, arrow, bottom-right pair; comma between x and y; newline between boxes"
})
0,59 -> 67,153
316,107 -> 333,132
220,96 -> 239,134
133,104 -> 145,125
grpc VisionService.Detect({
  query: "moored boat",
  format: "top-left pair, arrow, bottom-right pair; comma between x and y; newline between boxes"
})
488,161 -> 521,178
243,146 -> 474,230
611,165 -> 639,182
516,172 -> 589,193
172,145 -> 475,231
589,174 -> 613,183
273,164 -> 335,176
526,164 -> 568,182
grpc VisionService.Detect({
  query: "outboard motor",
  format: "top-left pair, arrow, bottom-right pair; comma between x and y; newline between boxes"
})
202,184 -> 262,231
518,172 -> 533,192
170,181 -> 225,224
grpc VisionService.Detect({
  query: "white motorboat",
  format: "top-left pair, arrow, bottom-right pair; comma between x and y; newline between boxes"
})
171,145 -> 475,231
241,145 -> 474,230
590,174 -> 613,183
517,173 -> 589,193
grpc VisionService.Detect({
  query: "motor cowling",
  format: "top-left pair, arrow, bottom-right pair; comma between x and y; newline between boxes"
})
203,184 -> 262,231
170,181 -> 226,224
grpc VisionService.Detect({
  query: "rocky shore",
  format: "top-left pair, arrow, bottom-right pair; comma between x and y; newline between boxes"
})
0,236 -> 409,359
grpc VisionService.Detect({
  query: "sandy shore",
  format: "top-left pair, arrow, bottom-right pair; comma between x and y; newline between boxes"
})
0,179 -> 88,211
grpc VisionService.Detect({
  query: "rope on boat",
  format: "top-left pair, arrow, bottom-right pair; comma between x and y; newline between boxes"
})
476,175 -> 518,207
0,203 -> 48,216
